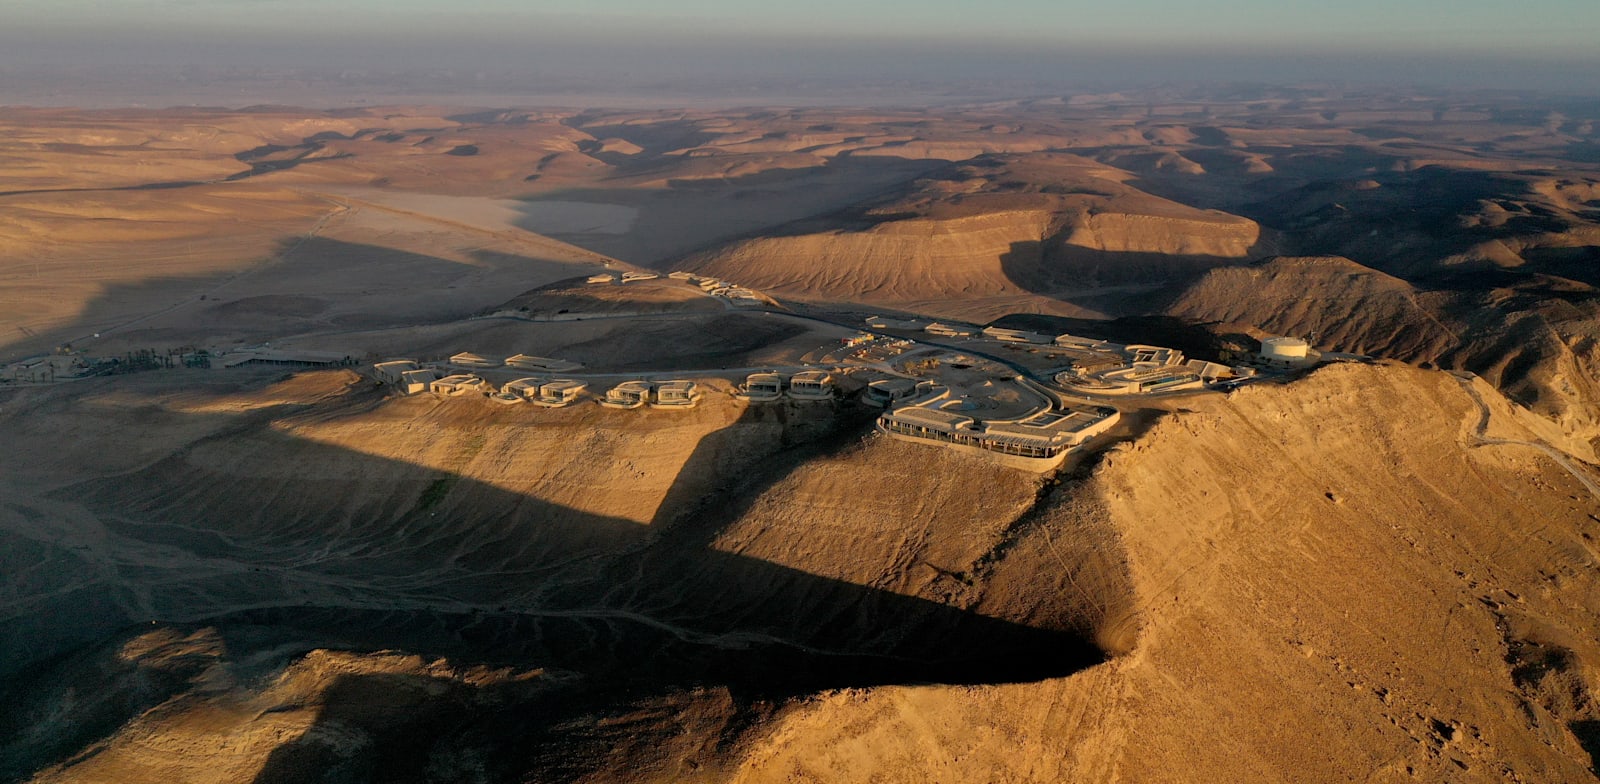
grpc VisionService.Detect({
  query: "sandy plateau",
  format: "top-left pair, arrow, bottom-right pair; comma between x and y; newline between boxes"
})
2,92 -> 1600,782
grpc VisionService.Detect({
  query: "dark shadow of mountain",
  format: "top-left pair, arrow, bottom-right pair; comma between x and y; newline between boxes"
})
511,157 -> 941,266
0,378 -> 1116,782
1,237 -> 598,362
987,312 -> 1234,362
1573,720 -> 1600,777
996,238 -> 1260,318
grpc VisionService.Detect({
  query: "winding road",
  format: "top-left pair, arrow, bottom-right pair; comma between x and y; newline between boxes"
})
1452,373 -> 1600,500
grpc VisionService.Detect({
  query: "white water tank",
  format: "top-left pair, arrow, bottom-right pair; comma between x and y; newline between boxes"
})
1261,336 -> 1310,360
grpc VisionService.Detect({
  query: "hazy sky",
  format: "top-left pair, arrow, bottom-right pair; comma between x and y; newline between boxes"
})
7,0 -> 1597,50
3,0 -> 1598,97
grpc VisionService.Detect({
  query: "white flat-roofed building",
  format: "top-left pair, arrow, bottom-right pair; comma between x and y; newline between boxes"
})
1055,333 -> 1115,350
621,271 -> 659,282
431,374 -> 489,396
787,371 -> 834,401
740,372 -> 786,402
866,315 -> 931,330
587,272 -> 620,284
373,360 -> 419,385
399,368 -> 440,395
1057,364 -> 1202,395
878,400 -> 1119,470
653,380 -> 702,408
982,326 -> 1054,344
501,376 -> 549,400
504,354 -> 582,373
532,379 -> 588,407
882,406 -> 977,435
1123,344 -> 1185,366
600,380 -> 653,409
925,322 -> 979,338
668,271 -> 698,281
1185,359 -> 1235,381
219,349 -> 353,369
863,377 -> 920,407
449,352 -> 501,369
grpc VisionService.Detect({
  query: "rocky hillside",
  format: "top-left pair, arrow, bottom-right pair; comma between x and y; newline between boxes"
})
0,369 -> 1120,782
3,363 -> 1596,782
731,363 -> 1600,783
675,154 -> 1265,321
1168,255 -> 1600,451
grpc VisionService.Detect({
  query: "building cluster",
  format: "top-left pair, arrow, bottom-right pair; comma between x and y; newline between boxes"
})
496,377 -> 589,407
599,379 -> 703,409
3,355 -> 90,382
586,271 -> 660,284
845,336 -> 916,363
1051,336 -> 1239,396
357,319 -> 1320,473
5,345 -> 367,383
444,352 -> 582,373
375,358 -> 705,411
875,382 -> 1120,468
738,371 -> 836,402
587,268 -> 765,304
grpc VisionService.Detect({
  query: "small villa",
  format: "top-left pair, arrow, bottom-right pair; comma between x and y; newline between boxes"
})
653,380 -> 702,408
505,354 -> 582,373
431,374 -> 489,396
601,380 -> 654,409
532,379 -> 589,407
399,368 -> 440,395
787,371 -> 834,401
373,359 -> 419,385
863,377 -> 920,407
740,372 -> 786,402
449,352 -> 501,369
501,377 -> 549,400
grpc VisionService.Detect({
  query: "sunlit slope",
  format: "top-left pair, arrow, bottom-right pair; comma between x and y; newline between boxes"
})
735,363 -> 1600,783
677,154 -> 1263,321
0,366 -> 1120,782
1169,255 -> 1600,449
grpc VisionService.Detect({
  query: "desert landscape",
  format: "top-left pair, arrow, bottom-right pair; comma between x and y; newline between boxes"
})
2,86 -> 1600,783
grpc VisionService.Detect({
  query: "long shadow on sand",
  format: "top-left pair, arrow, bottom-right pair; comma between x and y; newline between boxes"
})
995,238 -> 1263,317
1,236 -> 602,363
512,157 -> 943,266
0,380 -> 1117,782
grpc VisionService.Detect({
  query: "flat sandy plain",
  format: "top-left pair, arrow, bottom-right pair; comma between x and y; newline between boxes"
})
2,90 -> 1600,782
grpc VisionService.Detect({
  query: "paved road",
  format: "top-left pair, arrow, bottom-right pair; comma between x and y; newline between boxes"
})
1453,374 -> 1600,500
